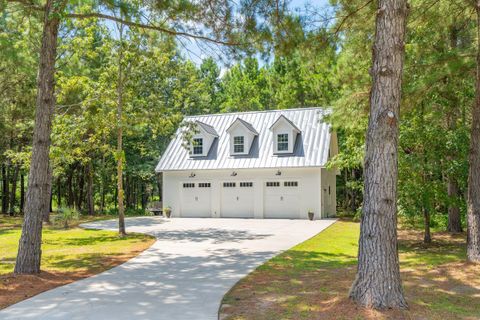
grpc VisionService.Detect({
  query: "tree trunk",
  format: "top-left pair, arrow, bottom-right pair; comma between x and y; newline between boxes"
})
57,176 -> 61,209
86,161 -> 94,215
117,22 -> 126,236
446,23 -> 463,234
20,173 -> 25,213
67,167 -> 74,207
76,166 -> 85,211
15,0 -> 63,274
350,169 -> 357,212
141,182 -> 147,211
467,1 -> 480,263
423,207 -> 431,243
2,165 -> 9,214
9,165 -> 19,216
100,153 -> 106,214
43,164 -> 53,223
447,178 -> 462,233
349,0 -> 408,309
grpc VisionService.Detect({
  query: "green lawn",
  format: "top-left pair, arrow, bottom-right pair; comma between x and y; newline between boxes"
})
0,215 -> 154,275
221,220 -> 478,320
0,215 -> 155,309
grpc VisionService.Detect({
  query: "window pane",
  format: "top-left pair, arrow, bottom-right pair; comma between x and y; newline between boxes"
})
240,182 -> 253,187
233,136 -> 244,153
266,182 -> 280,187
277,134 -> 288,151
234,136 -> 244,144
234,144 -> 244,153
193,138 -> 203,155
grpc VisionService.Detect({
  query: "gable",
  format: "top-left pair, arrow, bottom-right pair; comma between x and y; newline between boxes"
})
156,107 -> 332,171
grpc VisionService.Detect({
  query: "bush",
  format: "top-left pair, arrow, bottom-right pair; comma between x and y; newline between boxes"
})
53,207 -> 80,229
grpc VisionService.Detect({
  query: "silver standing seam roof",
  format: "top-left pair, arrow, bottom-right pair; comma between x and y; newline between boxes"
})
195,120 -> 219,137
155,107 -> 332,172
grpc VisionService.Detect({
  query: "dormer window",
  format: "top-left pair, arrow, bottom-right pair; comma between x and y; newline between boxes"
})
226,118 -> 258,156
270,115 -> 301,154
233,136 -> 244,153
186,120 -> 218,158
277,134 -> 288,151
193,138 -> 203,155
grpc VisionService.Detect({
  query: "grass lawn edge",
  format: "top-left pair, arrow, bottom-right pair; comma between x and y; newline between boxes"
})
0,216 -> 157,310
217,219 -> 340,319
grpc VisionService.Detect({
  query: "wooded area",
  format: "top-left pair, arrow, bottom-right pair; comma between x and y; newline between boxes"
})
1,0 -> 480,311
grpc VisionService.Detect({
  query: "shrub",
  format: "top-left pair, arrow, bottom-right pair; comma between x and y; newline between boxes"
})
53,207 -> 80,229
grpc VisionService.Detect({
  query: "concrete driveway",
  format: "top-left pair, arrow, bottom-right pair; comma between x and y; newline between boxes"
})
1,217 -> 336,320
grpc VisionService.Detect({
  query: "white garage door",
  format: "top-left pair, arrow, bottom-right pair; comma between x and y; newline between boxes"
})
264,181 -> 300,219
221,182 -> 255,218
180,182 -> 211,217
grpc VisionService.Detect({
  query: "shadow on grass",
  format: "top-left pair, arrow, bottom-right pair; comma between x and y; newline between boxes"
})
398,235 -> 466,268
263,250 -> 358,272
54,233 -> 147,247
223,247 -> 479,319
45,252 -> 134,272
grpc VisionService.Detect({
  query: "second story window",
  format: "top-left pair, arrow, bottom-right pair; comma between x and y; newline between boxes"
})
234,136 -> 244,153
193,138 -> 203,155
277,134 -> 288,151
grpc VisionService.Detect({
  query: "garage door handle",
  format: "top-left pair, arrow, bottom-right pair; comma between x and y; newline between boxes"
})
280,196 -> 283,201
236,196 -> 239,201
195,196 -> 198,201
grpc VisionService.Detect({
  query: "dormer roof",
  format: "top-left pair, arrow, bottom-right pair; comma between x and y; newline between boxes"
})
269,114 -> 301,133
226,118 -> 259,135
156,107 -> 332,172
195,120 -> 219,137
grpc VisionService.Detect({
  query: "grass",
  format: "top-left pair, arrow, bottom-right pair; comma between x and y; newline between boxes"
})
220,220 -> 480,320
0,214 -> 155,308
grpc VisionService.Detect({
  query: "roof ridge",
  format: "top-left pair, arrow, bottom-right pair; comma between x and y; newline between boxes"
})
184,106 -> 329,119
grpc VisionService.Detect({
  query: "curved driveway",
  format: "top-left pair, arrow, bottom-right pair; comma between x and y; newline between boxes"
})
1,217 -> 336,320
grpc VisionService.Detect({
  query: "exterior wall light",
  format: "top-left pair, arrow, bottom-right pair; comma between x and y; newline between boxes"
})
189,173 -> 196,178
231,171 -> 237,176
276,170 -> 282,176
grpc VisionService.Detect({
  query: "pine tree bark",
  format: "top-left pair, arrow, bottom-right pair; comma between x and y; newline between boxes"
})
43,164 -> 53,223
9,165 -> 19,216
15,0 -> 63,274
75,166 -> 85,211
67,167 -> 74,207
56,176 -> 61,209
86,161 -> 94,215
117,22 -> 126,236
349,0 -> 408,309
2,165 -> 10,214
467,0 -> 480,263
423,207 -> 431,243
447,178 -> 462,233
446,25 -> 463,234
20,173 -> 25,213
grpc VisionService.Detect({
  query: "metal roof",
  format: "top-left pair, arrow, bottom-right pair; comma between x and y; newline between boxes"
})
195,120 -> 219,137
226,118 -> 259,135
269,114 -> 301,133
156,107 -> 332,172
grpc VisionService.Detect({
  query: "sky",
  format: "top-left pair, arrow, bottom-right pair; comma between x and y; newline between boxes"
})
180,0 -> 333,68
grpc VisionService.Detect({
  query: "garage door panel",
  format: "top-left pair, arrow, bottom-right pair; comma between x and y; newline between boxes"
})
221,182 -> 254,218
181,182 -> 211,217
264,181 -> 300,219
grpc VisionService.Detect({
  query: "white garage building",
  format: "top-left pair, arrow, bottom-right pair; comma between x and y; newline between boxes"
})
156,107 -> 338,219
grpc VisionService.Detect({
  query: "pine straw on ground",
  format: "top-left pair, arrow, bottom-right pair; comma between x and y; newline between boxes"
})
220,221 -> 480,320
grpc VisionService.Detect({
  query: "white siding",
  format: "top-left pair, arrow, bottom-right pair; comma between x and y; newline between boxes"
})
162,167 -> 326,219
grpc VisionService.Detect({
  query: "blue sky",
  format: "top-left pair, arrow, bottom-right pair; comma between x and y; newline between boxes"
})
181,0 -> 333,67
